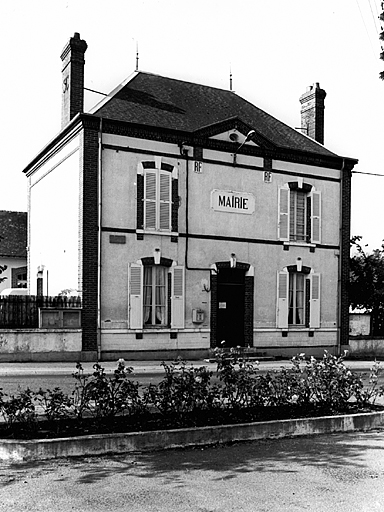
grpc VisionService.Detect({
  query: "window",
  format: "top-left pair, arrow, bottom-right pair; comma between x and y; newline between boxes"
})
144,168 -> 171,231
290,190 -> 307,242
129,261 -> 185,329
278,183 -> 321,244
277,269 -> 320,329
288,272 -> 305,325
143,266 -> 167,326
137,159 -> 178,234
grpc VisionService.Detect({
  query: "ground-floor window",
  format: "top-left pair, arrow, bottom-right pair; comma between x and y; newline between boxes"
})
129,260 -> 184,329
143,265 -> 167,326
277,267 -> 320,329
288,272 -> 305,325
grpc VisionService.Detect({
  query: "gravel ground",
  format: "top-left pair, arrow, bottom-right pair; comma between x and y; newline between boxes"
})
1,430 -> 384,511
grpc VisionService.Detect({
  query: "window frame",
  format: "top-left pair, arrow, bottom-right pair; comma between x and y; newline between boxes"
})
143,168 -> 172,232
277,268 -> 320,329
137,158 -> 178,236
278,182 -> 321,245
288,272 -> 306,326
128,260 -> 185,330
143,265 -> 168,327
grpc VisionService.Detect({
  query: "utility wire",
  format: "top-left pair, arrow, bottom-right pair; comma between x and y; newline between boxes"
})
355,0 -> 380,60
84,87 -> 108,96
369,0 -> 384,50
352,170 -> 384,177
368,0 -> 380,35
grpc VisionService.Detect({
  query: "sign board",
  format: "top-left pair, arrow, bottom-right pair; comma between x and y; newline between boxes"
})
211,189 -> 255,215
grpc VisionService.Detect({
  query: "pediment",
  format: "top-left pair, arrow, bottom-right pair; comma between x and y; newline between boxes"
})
211,129 -> 259,147
193,117 -> 276,150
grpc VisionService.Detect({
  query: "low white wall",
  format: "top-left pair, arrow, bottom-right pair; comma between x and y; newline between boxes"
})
348,338 -> 384,358
0,329 -> 86,361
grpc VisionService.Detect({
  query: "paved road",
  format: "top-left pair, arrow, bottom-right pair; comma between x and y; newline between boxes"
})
1,429 -> 384,511
0,359 -> 383,397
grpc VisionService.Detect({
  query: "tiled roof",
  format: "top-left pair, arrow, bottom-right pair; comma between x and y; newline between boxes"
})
93,72 -> 336,157
0,211 -> 27,258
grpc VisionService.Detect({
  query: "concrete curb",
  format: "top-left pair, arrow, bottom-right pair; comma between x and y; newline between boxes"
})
1,410 -> 384,463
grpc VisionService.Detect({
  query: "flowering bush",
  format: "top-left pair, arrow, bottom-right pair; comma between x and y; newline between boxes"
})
0,352 -> 383,438
70,360 -> 143,420
0,388 -> 38,430
144,359 -> 216,421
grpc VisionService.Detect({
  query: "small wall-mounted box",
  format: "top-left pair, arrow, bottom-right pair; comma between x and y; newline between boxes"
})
192,309 -> 205,323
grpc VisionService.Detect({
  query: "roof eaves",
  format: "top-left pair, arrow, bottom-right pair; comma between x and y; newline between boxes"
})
22,114 -> 85,176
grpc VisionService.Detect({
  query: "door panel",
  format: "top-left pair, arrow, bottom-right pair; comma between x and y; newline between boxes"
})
217,269 -> 245,347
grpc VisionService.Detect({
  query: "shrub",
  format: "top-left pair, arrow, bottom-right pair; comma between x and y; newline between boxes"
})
354,360 -> 384,406
70,360 -> 143,420
0,388 -> 38,430
215,347 -> 262,408
295,351 -> 365,409
0,352 -> 383,439
144,359 -> 216,424
36,387 -> 73,423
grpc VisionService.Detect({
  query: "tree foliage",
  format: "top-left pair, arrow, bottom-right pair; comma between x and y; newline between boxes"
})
380,7 -> 384,80
350,236 -> 384,335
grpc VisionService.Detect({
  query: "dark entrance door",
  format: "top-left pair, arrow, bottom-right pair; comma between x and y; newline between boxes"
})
217,268 -> 245,347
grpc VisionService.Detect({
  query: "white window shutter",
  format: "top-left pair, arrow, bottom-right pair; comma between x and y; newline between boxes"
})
128,263 -> 143,329
159,171 -> 171,231
278,187 -> 290,241
309,273 -> 321,328
277,270 -> 289,328
144,171 -> 157,230
171,265 -> 185,328
311,191 -> 321,244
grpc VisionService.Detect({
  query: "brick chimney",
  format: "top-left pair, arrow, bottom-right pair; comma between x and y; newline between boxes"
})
60,33 -> 88,128
299,83 -> 326,145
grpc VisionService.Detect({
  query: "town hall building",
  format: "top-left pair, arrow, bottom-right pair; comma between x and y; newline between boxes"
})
23,33 -> 358,360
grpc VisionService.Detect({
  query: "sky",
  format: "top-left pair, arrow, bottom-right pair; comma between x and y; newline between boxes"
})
1,0 -> 384,251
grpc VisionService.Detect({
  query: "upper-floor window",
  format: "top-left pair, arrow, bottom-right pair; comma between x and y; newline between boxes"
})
137,158 -> 178,235
278,182 -> 321,244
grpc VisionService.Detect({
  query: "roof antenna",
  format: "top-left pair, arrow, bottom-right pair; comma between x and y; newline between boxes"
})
229,64 -> 233,91
135,41 -> 139,71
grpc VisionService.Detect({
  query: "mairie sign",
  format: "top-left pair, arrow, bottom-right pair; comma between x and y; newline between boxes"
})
211,189 -> 255,215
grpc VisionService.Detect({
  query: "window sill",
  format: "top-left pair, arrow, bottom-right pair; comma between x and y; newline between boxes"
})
143,326 -> 169,330
136,229 -> 178,237
283,241 -> 316,248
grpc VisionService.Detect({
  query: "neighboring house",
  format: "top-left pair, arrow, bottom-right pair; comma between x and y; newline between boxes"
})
0,211 -> 27,293
22,33 -> 358,360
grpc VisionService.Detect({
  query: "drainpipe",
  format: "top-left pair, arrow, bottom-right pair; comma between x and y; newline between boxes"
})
337,158 -> 346,356
97,118 -> 103,361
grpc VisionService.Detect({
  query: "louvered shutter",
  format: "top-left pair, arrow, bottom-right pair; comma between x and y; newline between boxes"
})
144,171 -> 157,230
277,271 -> 289,328
311,191 -> 321,244
128,263 -> 143,329
309,273 -> 321,328
171,265 -> 185,328
278,187 -> 290,241
159,171 -> 171,231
